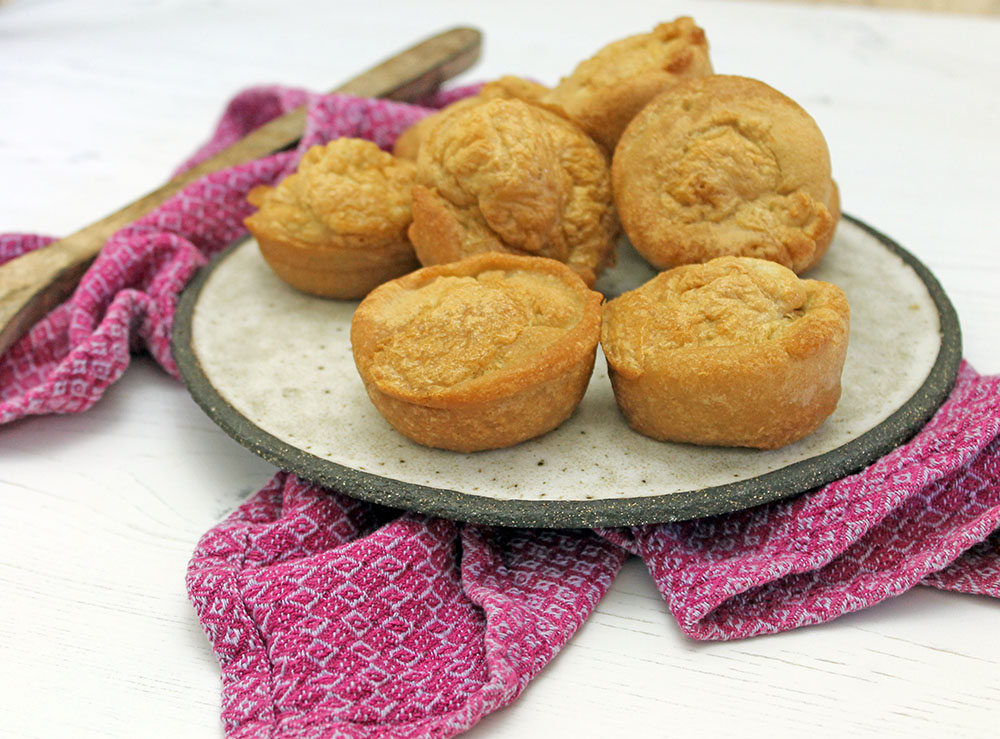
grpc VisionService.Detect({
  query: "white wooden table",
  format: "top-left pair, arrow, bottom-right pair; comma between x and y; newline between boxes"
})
2,1 -> 998,736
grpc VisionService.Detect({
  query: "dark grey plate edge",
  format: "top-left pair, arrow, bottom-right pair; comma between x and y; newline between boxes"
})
171,214 -> 962,529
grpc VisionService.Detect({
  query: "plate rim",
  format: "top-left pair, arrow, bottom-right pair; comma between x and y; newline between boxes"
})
172,214 -> 962,528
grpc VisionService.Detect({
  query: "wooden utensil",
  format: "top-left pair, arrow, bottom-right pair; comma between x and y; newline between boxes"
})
0,26 -> 482,357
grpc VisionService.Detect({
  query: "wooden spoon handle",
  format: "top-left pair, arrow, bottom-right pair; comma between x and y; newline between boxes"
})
0,26 -> 482,357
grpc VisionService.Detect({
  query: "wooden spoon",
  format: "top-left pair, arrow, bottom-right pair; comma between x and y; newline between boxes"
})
0,26 -> 482,357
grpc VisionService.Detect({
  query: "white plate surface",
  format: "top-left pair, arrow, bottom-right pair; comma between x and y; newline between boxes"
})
186,217 -> 943,508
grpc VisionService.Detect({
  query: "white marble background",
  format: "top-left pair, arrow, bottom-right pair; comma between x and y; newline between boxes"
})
1,0 -> 998,736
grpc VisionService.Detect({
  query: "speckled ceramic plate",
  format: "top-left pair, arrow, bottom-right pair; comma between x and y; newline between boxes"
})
173,215 -> 961,527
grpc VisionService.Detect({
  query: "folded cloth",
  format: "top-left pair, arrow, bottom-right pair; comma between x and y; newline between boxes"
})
600,362 -> 1000,639
0,84 -> 475,422
186,473 -> 624,738
3,85 -> 1000,738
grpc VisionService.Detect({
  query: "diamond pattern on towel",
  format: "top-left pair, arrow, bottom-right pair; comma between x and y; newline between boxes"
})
3,82 -> 1000,739
187,472 -> 624,738
0,88 -> 465,424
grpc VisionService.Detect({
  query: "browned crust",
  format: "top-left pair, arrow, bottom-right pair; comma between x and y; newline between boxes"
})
612,75 -> 839,274
351,253 -> 603,452
244,138 -> 419,298
408,98 -> 618,287
809,179 -> 841,270
601,257 -> 850,449
391,96 -> 483,161
253,230 -> 419,299
547,17 -> 713,152
392,77 -> 554,161
359,351 -> 597,453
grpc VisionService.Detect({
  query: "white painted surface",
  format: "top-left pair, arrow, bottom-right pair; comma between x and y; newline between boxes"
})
1,1 -> 998,737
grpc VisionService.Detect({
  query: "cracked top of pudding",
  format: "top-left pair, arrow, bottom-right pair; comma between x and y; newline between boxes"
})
351,253 -> 603,406
408,97 -> 618,287
392,76 -> 552,161
245,137 -> 416,248
601,256 -> 849,378
612,75 -> 839,274
546,16 -> 713,152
